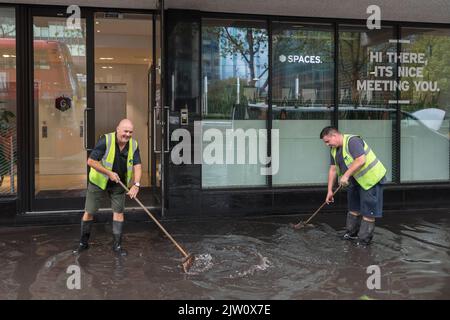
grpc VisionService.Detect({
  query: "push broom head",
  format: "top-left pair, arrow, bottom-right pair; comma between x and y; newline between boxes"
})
182,254 -> 195,273
290,221 -> 314,229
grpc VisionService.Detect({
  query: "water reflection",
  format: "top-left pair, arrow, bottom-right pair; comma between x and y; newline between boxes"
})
0,212 -> 449,299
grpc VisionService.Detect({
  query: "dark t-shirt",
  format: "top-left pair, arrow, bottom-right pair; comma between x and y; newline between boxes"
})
330,136 -> 365,185
89,134 -> 141,188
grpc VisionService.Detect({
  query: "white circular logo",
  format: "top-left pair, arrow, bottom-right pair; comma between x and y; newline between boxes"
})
279,55 -> 287,63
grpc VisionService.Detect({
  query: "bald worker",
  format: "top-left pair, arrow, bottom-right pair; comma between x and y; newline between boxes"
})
74,119 -> 142,256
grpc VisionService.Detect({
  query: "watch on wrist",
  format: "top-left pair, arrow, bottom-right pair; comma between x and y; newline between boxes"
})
134,182 -> 140,188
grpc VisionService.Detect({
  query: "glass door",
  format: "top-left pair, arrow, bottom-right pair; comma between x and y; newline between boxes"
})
29,7 -> 164,213
93,12 -> 155,211
32,8 -> 88,210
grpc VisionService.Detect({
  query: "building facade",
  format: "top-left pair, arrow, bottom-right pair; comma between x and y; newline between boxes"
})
0,0 -> 449,224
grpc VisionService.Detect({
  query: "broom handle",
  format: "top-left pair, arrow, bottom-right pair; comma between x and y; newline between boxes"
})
303,184 -> 343,225
118,180 -> 190,258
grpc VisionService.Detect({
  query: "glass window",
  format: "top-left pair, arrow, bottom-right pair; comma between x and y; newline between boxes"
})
0,7 -> 17,196
338,25 -> 396,182
167,20 -> 199,114
167,17 -> 200,191
272,22 -> 334,186
201,19 -> 269,188
400,28 -> 450,182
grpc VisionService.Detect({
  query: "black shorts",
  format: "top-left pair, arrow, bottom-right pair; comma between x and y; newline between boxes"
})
347,179 -> 384,218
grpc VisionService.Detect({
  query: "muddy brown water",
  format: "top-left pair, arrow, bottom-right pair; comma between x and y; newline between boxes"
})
0,211 -> 449,299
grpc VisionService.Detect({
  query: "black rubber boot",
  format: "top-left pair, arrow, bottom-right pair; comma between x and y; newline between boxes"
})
357,219 -> 375,246
73,220 -> 93,254
112,220 -> 127,256
342,212 -> 361,240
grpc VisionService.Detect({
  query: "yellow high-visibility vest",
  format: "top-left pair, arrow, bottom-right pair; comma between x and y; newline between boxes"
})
331,134 -> 386,190
89,132 -> 138,190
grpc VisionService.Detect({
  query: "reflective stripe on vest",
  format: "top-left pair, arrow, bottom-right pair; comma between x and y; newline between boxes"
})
331,134 -> 386,190
89,132 -> 138,190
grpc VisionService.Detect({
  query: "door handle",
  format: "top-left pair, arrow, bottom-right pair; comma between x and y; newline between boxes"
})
153,107 -> 161,154
84,107 -> 93,151
164,106 -> 170,153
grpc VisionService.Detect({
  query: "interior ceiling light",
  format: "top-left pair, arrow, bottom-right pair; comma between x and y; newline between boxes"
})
99,57 -> 114,60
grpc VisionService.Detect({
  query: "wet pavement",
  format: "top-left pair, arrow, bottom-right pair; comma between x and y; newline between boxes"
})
0,210 -> 449,300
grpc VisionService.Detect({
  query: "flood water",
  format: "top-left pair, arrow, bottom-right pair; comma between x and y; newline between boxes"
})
0,211 -> 449,299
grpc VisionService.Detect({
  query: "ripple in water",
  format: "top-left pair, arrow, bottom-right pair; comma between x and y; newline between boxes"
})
187,253 -> 214,275
228,253 -> 271,279
184,236 -> 273,279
